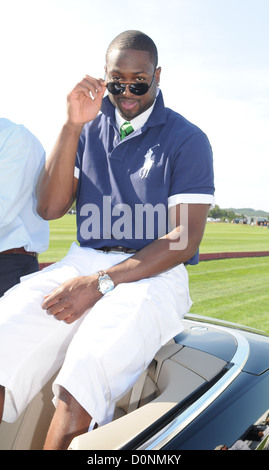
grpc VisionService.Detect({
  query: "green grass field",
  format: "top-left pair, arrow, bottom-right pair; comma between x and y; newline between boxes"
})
199,221 -> 269,253
187,257 -> 269,333
39,217 -> 269,333
39,215 -> 77,263
188,222 -> 269,332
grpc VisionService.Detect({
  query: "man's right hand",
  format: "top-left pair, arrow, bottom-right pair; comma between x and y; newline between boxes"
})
67,75 -> 107,127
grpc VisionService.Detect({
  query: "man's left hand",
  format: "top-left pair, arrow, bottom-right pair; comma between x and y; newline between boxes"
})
41,276 -> 102,324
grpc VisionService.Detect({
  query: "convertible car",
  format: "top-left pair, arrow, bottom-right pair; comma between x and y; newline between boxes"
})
1,314 -> 269,451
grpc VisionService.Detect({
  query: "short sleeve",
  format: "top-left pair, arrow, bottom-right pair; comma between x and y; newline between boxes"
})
168,131 -> 215,208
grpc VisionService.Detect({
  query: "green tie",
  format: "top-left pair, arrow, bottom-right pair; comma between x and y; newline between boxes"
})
120,122 -> 134,140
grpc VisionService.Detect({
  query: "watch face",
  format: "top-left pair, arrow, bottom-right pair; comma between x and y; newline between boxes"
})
99,277 -> 114,294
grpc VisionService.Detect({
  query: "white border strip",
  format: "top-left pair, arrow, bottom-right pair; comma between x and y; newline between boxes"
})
168,193 -> 215,208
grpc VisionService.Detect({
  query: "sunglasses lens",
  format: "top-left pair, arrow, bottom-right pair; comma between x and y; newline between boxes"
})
129,83 -> 149,95
107,82 -> 125,95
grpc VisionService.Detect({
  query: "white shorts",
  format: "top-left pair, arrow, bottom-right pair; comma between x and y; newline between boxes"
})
0,242 -> 191,425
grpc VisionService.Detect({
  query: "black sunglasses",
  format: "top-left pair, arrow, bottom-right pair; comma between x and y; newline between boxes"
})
106,73 -> 155,96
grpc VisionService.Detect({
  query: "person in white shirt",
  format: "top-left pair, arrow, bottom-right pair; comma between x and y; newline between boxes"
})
0,118 -> 49,297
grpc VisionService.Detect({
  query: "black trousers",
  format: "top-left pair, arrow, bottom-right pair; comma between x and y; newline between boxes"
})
0,254 -> 39,298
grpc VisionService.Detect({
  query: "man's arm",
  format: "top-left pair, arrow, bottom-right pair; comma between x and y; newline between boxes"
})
36,76 -> 107,220
41,203 -> 210,323
36,124 -> 80,219
107,203 -> 209,284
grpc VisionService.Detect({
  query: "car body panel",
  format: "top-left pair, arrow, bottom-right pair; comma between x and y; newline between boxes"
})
163,371 -> 269,450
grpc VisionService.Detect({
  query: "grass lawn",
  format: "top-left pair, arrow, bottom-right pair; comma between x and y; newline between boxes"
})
199,221 -> 269,253
187,257 -> 269,334
39,217 -> 269,333
189,222 -> 269,332
39,214 -> 77,263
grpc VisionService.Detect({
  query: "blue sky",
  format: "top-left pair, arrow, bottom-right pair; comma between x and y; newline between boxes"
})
1,0 -> 269,212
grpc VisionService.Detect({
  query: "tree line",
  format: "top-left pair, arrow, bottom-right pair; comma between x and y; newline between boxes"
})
208,205 -> 241,222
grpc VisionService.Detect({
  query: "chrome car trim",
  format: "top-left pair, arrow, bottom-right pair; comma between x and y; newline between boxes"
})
185,313 -> 268,337
139,323 -> 250,450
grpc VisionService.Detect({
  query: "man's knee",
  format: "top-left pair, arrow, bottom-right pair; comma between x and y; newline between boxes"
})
56,386 -> 88,418
57,386 -> 73,405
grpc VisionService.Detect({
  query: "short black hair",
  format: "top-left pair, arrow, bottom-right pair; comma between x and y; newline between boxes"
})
106,30 -> 158,68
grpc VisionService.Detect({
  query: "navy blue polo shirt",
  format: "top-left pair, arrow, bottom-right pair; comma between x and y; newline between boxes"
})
75,91 -> 214,264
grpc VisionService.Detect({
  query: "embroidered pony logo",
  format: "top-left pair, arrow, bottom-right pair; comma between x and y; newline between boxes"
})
139,144 -> 160,179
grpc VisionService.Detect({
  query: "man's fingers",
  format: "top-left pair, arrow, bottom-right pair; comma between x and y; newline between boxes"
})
42,287 -> 63,310
72,76 -> 106,100
83,75 -> 106,92
46,299 -> 66,315
43,294 -> 76,323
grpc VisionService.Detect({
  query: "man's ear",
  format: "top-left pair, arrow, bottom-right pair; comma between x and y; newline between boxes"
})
155,66 -> 161,85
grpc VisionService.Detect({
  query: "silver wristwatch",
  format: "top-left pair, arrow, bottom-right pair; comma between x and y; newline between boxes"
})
97,270 -> 114,295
